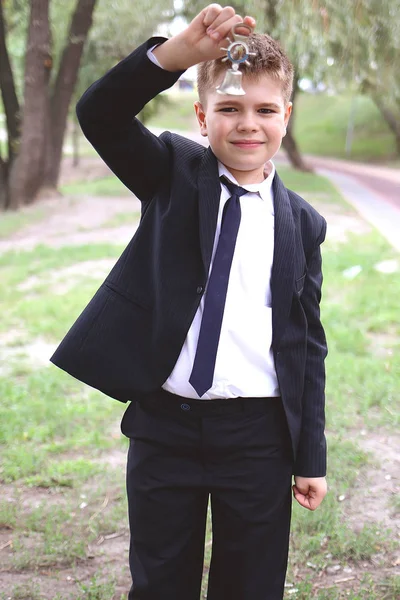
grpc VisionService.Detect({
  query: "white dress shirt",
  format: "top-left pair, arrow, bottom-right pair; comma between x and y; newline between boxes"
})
163,163 -> 280,399
147,46 -> 279,399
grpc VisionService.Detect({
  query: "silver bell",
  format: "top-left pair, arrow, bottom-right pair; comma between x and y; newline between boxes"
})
216,64 -> 246,95
216,23 -> 256,96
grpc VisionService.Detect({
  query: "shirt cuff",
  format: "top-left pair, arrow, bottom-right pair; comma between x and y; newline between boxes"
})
147,45 -> 164,69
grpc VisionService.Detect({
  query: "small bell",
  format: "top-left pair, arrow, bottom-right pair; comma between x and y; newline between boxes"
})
216,23 -> 256,96
216,64 -> 246,95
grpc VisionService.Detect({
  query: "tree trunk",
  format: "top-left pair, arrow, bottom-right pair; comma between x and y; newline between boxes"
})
0,0 -> 21,168
371,95 -> 400,155
263,2 -> 311,171
282,74 -> 313,172
281,128 -> 313,172
0,0 -> 21,209
8,0 -> 51,209
72,116 -> 80,167
44,0 -> 97,189
0,155 -> 7,210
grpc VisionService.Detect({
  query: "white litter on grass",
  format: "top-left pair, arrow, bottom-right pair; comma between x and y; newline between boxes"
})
343,566 -> 353,573
342,265 -> 362,279
326,565 -> 341,574
0,338 -> 57,376
374,259 -> 399,274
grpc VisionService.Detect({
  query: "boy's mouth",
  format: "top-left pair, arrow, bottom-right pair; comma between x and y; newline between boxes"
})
231,140 -> 264,148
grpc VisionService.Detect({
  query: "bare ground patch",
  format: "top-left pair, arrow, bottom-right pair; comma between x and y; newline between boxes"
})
17,259 -> 117,295
0,462 -> 130,598
344,431 -> 400,533
0,195 -> 140,254
310,200 -> 372,244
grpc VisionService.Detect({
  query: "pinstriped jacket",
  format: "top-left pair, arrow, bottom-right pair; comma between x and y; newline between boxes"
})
51,37 -> 328,478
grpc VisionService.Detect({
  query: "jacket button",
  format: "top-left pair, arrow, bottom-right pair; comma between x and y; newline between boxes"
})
196,286 -> 204,294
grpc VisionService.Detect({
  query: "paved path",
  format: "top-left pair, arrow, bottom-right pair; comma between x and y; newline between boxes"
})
261,152 -> 400,251
305,156 -> 400,253
150,128 -> 400,252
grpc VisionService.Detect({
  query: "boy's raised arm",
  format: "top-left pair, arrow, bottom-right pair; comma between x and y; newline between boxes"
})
75,4 -> 255,203
153,4 -> 256,71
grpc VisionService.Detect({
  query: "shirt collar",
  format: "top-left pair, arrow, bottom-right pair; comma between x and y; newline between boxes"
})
218,160 -> 275,202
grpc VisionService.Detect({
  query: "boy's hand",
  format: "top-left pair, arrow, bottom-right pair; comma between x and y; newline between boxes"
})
153,4 -> 256,72
292,476 -> 327,511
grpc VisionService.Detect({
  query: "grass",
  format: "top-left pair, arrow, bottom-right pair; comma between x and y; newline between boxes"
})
60,177 -> 131,197
0,170 -> 399,598
100,211 -> 140,228
0,205 -> 48,239
291,575 -> 400,599
293,93 -> 396,161
76,576 -> 117,600
0,243 -> 124,338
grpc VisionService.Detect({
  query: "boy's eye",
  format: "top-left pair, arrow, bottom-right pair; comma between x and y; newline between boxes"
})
217,107 -> 276,114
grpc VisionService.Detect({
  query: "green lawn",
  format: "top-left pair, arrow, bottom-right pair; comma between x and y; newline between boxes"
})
293,93 -> 396,161
0,171 -> 399,599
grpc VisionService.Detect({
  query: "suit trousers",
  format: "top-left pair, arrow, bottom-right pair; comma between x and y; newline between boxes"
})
121,391 -> 294,600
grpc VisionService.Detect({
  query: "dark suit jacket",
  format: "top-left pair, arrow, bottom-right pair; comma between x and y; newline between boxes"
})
51,37 -> 328,478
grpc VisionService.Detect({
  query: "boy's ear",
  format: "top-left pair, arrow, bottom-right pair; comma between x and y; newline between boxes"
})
194,101 -> 208,137
283,102 -> 293,134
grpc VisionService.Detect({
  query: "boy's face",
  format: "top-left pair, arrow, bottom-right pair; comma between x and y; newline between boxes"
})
194,73 -> 292,185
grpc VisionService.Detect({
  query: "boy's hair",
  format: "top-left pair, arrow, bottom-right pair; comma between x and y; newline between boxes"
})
197,33 -> 294,105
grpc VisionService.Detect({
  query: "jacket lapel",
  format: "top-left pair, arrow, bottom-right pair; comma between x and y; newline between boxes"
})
197,147 -> 220,275
271,172 -> 295,350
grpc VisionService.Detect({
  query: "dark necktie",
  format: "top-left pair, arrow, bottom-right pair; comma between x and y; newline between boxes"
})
189,178 -> 248,397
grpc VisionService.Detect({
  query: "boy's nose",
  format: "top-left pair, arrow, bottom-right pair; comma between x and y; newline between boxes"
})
237,114 -> 259,132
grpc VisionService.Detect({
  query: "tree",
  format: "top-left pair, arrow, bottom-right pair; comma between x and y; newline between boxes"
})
7,0 -> 52,209
180,0 -> 400,165
0,0 -> 97,209
44,0 -> 98,190
316,0 -> 400,154
0,0 -> 174,210
0,0 -> 22,209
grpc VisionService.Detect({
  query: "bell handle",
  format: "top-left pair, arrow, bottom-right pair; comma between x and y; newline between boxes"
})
231,22 -> 253,43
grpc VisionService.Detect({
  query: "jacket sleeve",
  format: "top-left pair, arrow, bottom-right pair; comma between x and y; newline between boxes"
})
294,219 -> 328,477
76,37 -> 185,203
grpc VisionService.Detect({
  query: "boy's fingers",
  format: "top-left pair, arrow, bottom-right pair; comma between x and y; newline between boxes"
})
205,5 -> 236,30
243,15 -> 256,29
293,484 -> 325,511
207,14 -> 245,42
233,19 -> 255,36
202,3 -> 224,28
293,487 -> 313,510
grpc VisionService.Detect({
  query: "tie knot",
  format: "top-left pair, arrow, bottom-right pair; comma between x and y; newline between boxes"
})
220,176 -> 248,198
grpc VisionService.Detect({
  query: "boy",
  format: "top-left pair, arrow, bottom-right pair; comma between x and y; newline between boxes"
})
51,4 -> 328,599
